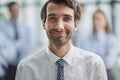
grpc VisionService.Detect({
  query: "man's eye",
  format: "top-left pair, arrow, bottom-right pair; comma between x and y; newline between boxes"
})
49,17 -> 56,21
64,17 -> 71,22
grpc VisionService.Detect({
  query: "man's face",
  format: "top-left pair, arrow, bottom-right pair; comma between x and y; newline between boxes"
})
43,2 -> 78,46
9,4 -> 20,20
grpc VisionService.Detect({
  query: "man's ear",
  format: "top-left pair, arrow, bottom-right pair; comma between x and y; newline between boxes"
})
42,20 -> 45,29
74,21 -> 79,31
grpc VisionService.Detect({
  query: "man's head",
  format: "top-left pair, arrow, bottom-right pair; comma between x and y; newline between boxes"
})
41,0 -> 81,46
8,2 -> 20,20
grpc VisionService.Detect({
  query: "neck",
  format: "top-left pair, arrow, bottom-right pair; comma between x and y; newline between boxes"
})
49,41 -> 72,58
11,17 -> 18,21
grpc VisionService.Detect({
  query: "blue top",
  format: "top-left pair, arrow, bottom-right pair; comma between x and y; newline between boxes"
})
0,19 -> 37,65
79,31 -> 118,69
0,30 -> 17,77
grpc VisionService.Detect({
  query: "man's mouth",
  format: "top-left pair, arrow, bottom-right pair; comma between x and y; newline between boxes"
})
50,30 -> 66,37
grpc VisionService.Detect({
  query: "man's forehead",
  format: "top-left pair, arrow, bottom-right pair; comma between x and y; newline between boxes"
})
10,4 -> 20,9
47,2 -> 74,17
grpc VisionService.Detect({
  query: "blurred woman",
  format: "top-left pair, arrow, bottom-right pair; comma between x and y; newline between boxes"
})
79,9 -> 118,80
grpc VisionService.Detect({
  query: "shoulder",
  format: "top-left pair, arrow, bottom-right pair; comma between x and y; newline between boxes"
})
2,20 -> 11,25
73,47 -> 107,79
80,35 -> 94,44
0,31 -> 7,42
18,21 -> 30,31
0,20 -> 12,29
18,48 -> 48,68
107,33 -> 116,41
73,46 -> 103,64
106,33 -> 117,45
18,20 -> 29,28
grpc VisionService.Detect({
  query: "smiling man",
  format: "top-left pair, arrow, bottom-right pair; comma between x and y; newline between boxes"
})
15,0 -> 108,80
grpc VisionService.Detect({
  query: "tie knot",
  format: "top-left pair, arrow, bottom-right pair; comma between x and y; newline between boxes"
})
56,59 -> 66,67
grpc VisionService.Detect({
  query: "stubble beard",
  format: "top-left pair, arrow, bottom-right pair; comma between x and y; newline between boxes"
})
47,31 -> 72,47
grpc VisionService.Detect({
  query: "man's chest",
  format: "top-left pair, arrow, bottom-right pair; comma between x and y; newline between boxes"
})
33,63 -> 92,80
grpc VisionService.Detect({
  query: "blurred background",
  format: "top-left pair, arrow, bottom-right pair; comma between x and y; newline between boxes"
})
0,0 -> 120,80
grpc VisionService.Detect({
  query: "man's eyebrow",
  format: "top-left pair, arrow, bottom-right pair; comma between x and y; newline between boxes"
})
48,13 -> 56,17
63,14 -> 72,18
48,13 -> 73,18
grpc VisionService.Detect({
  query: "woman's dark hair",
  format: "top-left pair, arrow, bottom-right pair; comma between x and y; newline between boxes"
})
41,0 -> 81,22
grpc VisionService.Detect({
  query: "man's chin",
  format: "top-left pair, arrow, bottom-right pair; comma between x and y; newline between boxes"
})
48,35 -> 71,46
51,39 -> 68,46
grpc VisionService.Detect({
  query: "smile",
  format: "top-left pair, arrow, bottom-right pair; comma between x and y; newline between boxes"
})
50,31 -> 66,37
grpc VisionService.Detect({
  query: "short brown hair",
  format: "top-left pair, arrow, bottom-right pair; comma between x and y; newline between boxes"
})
41,0 -> 81,22
93,9 -> 111,33
8,2 -> 18,8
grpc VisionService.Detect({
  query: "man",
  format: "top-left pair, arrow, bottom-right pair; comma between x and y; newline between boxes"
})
16,0 -> 108,80
0,2 -> 36,80
0,30 -> 16,80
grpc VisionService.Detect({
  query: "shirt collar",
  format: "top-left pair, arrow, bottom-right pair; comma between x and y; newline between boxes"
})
46,45 -> 74,65
10,18 -> 20,24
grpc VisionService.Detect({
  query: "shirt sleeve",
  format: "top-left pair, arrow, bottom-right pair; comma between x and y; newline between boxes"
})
15,62 -> 33,80
16,25 -> 37,61
105,35 -> 118,69
0,33 -> 17,63
93,56 -> 108,80
0,56 -> 7,77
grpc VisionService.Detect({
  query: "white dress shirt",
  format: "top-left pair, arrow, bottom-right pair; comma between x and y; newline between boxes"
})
16,45 -> 107,80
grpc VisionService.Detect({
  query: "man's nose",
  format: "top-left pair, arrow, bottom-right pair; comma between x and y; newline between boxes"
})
55,19 -> 64,31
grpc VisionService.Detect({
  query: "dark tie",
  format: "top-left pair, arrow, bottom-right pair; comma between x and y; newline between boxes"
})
56,59 -> 66,80
1,63 -> 7,72
12,21 -> 19,40
12,21 -> 20,64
